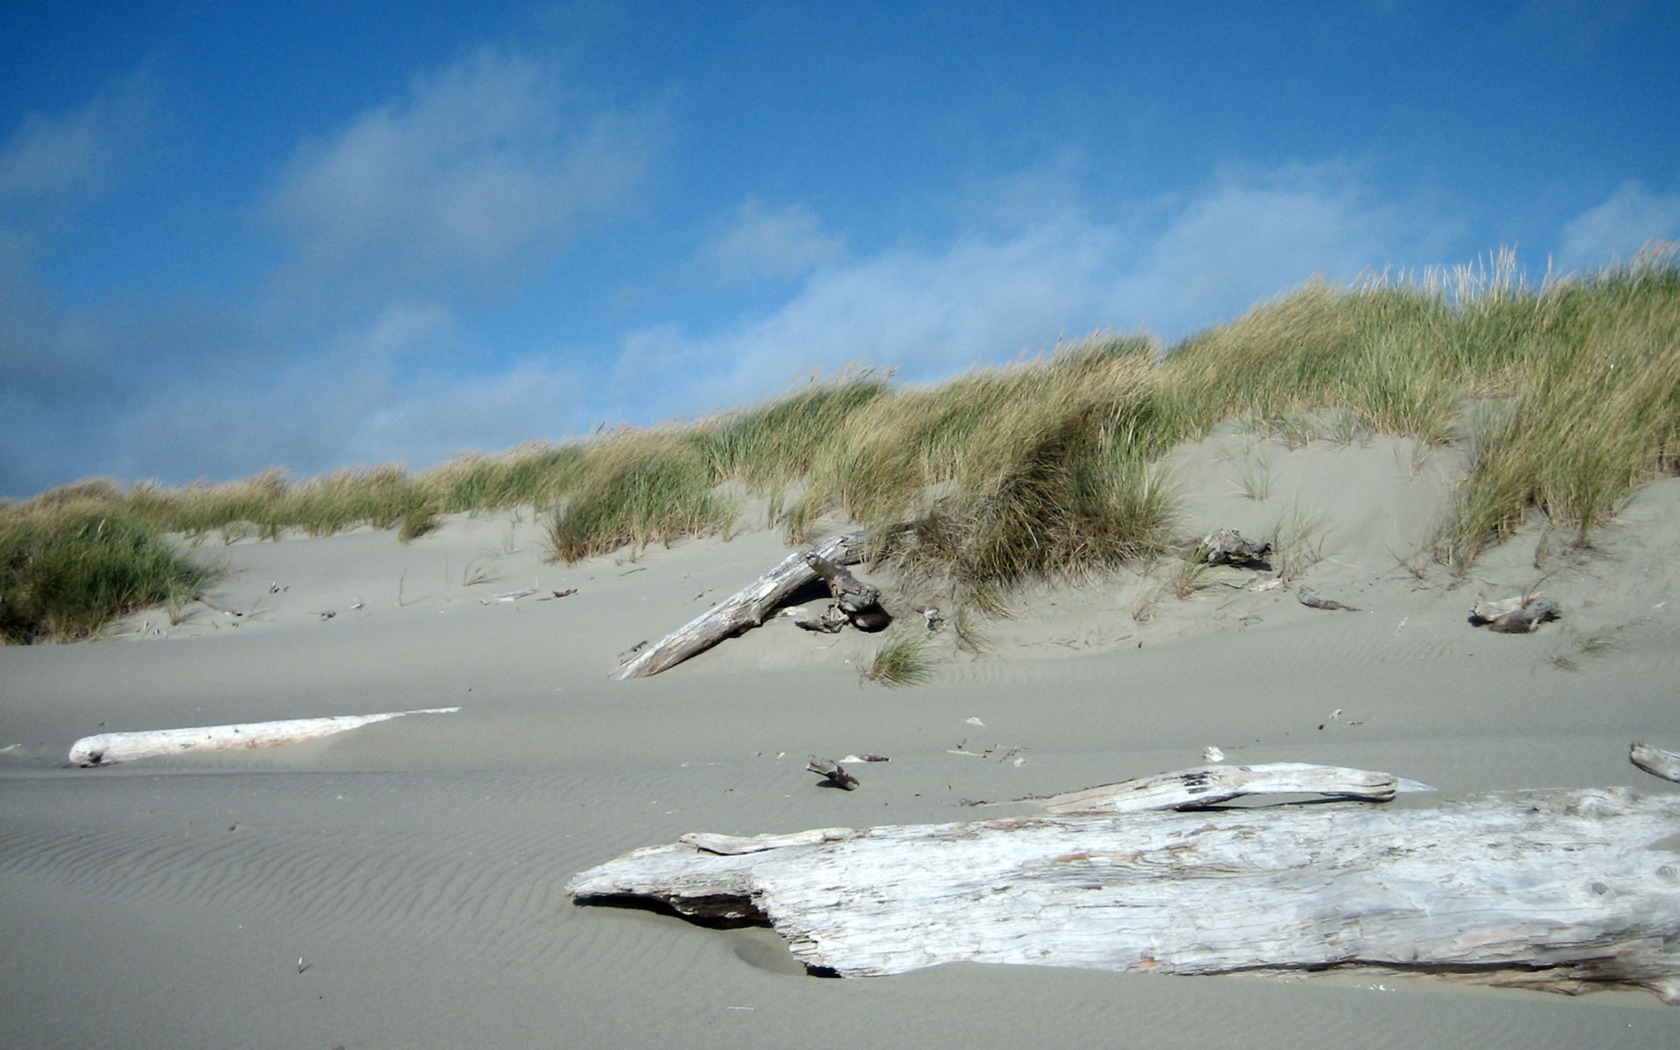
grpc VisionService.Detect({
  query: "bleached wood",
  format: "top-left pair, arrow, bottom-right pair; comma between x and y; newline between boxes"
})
69,707 -> 461,767
1022,761 -> 1433,814
613,531 -> 868,679
568,787 -> 1680,1001
1632,742 -> 1680,784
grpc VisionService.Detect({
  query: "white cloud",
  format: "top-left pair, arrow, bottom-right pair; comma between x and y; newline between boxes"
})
602,162 -> 1455,425
704,198 -> 845,282
265,45 -> 663,308
1556,180 -> 1680,273
0,71 -> 155,206
609,215 -> 1122,422
1107,162 -> 1459,334
345,360 -> 581,467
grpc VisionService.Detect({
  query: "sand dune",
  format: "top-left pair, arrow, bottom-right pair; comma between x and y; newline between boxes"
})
3,433 -> 1679,1048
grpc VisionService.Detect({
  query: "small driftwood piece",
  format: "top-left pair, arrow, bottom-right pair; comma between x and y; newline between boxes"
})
194,592 -> 243,616
807,755 -> 859,790
569,787 -> 1680,1000
69,707 -> 461,767
1632,742 -> 1680,784
1296,586 -> 1358,612
614,531 -> 868,679
1021,761 -> 1431,814
1470,595 -> 1561,633
1197,528 -> 1271,568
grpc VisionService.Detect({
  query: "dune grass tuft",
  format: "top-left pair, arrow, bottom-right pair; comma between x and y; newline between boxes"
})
0,503 -> 214,642
861,628 -> 935,687
542,429 -> 738,563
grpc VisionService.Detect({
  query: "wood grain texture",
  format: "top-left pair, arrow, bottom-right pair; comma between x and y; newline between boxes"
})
613,531 -> 868,679
569,787 -> 1680,1001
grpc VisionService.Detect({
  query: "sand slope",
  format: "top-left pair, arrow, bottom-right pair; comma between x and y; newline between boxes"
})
3,434 -> 1679,1049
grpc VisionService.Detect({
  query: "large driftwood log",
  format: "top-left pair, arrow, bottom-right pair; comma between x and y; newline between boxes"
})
1020,761 -> 1433,814
69,707 -> 461,767
568,786 -> 1680,1000
614,531 -> 868,679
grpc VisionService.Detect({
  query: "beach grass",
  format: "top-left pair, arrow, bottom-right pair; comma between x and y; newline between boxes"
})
4,248 -> 1675,641
0,502 -> 215,642
862,627 -> 935,687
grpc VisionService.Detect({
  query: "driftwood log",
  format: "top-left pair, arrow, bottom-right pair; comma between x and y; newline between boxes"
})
1470,595 -> 1562,633
1296,586 -> 1358,612
614,531 -> 868,679
798,552 -> 892,631
1632,742 -> 1680,784
69,707 -> 461,767
806,755 -> 860,790
1018,761 -> 1432,813
569,785 -> 1680,1000
1197,528 -> 1272,568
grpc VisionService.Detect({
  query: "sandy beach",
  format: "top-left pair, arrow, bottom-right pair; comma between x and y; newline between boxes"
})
5,430 -> 1680,1049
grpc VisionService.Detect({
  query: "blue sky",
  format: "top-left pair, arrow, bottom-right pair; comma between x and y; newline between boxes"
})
3,1 -> 1678,498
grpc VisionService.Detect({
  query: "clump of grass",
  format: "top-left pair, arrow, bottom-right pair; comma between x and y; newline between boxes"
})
542,429 -> 737,563
798,338 -> 1185,594
861,628 -> 934,687
1435,253 -> 1680,568
700,369 -> 892,486
1268,505 -> 1328,583
0,504 -> 214,642
420,441 -> 585,513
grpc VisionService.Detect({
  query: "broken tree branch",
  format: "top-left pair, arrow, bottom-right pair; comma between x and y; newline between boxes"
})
1296,586 -> 1358,612
803,553 -> 892,631
568,786 -> 1680,1000
806,755 -> 860,790
613,531 -> 869,679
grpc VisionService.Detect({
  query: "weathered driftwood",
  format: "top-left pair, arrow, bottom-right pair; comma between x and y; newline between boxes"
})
1197,528 -> 1272,567
1019,762 -> 1432,814
807,755 -> 860,790
1296,586 -> 1358,612
569,787 -> 1680,1000
194,592 -> 243,616
614,531 -> 868,679
802,553 -> 892,631
1632,742 -> 1680,784
69,707 -> 461,767
1470,594 -> 1561,633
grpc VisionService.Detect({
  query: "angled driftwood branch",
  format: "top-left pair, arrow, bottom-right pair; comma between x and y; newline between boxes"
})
1632,742 -> 1680,784
613,531 -> 869,680
69,707 -> 461,767
569,786 -> 1680,1000
1019,761 -> 1433,814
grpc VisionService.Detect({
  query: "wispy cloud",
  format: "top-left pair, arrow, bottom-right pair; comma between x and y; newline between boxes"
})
600,162 -> 1459,426
1556,180 -> 1680,272
0,48 -> 660,495
703,198 -> 846,283
0,69 -> 155,208
264,45 -> 664,310
1107,162 -> 1461,333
